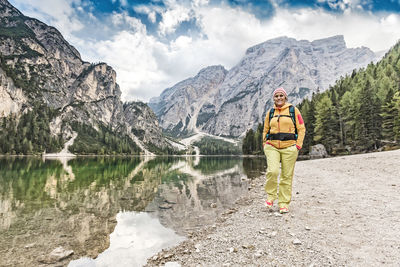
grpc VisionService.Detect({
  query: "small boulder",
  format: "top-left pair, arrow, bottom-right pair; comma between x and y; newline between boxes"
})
228,247 -> 238,253
254,251 -> 263,258
293,239 -> 302,245
164,262 -> 181,267
24,243 -> 36,249
309,144 -> 328,159
38,247 -> 74,264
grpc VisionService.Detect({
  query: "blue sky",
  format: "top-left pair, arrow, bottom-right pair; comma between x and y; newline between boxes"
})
8,0 -> 400,102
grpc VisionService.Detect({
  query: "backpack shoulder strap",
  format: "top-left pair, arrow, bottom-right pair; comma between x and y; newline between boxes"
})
266,108 -> 275,138
289,105 -> 297,135
268,107 -> 275,125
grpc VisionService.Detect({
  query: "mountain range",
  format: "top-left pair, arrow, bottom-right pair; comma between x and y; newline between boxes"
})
149,35 -> 381,138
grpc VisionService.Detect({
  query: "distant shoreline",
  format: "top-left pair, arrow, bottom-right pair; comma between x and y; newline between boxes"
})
0,149 -> 398,158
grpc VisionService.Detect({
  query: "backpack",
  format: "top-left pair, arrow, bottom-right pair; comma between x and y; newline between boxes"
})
266,105 -> 298,140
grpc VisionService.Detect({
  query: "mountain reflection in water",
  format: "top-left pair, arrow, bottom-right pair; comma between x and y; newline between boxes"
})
0,156 -> 266,266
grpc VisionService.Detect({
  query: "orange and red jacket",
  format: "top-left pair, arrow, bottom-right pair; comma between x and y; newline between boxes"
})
262,103 -> 306,149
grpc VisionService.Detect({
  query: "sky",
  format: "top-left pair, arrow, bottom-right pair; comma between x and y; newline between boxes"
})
8,0 -> 400,102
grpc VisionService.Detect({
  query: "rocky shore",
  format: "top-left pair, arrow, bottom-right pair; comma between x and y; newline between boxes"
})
145,149 -> 400,266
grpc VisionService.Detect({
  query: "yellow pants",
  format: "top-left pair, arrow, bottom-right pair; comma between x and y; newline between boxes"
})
264,144 -> 298,209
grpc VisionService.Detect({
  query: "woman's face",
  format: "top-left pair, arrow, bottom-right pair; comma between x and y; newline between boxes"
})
274,93 -> 286,107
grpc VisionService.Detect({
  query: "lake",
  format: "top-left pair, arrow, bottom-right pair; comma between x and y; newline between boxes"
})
0,156 -> 266,267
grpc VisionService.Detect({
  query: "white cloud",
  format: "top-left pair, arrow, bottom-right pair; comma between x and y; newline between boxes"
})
268,7 -> 400,52
133,5 -> 162,23
316,0 -> 370,11
148,12 -> 157,23
192,0 -> 209,7
110,11 -> 145,31
120,0 -> 128,7
79,27 -> 170,101
158,3 -> 192,35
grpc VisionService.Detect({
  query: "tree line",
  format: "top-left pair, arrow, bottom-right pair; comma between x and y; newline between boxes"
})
193,136 -> 242,155
242,123 -> 264,155
69,122 -> 142,155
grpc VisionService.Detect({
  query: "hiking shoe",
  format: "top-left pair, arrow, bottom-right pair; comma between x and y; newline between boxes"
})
279,207 -> 289,214
264,200 -> 273,210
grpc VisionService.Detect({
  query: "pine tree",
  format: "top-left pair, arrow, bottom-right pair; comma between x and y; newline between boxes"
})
299,98 -> 313,153
380,88 -> 396,142
329,90 -> 342,147
339,90 -> 356,146
242,129 -> 255,154
254,123 -> 264,154
354,79 -> 382,150
313,94 -> 337,152
393,91 -> 400,142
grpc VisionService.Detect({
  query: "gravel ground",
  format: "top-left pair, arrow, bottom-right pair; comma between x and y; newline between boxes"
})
145,149 -> 400,267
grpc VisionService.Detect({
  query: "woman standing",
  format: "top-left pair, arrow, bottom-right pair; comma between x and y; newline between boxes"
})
262,87 -> 306,213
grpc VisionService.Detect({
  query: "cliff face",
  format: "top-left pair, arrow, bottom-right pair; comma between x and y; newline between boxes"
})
149,65 -> 227,136
0,0 -> 169,153
150,35 -> 379,138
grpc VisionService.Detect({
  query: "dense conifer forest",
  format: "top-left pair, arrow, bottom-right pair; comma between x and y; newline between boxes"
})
0,104 -> 145,155
69,122 -> 142,155
242,41 -> 400,155
193,136 -> 241,155
0,103 -> 63,154
242,123 -> 264,155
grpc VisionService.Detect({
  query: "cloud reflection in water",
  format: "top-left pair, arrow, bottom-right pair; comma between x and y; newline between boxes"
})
69,211 -> 185,267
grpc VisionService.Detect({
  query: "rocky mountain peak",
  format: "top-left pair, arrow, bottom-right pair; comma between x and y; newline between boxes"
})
310,35 -> 347,54
25,18 -> 82,61
245,36 -> 294,55
0,0 -> 21,15
312,34 -> 345,46
148,65 -> 228,136
0,0 -> 82,69
198,64 -> 227,74
245,35 -> 348,57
